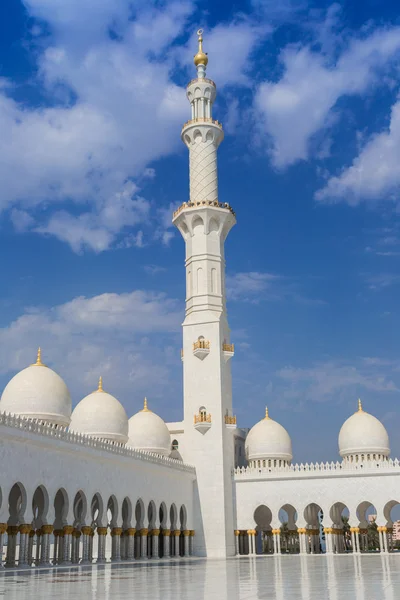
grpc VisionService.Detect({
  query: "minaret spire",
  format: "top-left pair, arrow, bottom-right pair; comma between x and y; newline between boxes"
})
194,29 -> 208,78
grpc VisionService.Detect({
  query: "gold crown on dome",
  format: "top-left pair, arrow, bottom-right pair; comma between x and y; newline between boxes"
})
31,347 -> 46,367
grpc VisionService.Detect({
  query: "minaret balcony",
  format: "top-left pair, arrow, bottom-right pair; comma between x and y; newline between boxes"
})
182,117 -> 222,131
222,343 -> 234,361
224,415 -> 237,429
193,339 -> 210,360
194,412 -> 212,434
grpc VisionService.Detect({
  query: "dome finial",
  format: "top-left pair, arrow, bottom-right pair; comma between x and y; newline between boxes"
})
142,397 -> 150,412
32,347 -> 45,367
357,398 -> 363,413
97,376 -> 103,392
264,406 -> 270,420
194,28 -> 208,71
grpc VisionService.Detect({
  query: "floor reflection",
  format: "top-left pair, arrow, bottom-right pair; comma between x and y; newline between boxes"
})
0,555 -> 397,599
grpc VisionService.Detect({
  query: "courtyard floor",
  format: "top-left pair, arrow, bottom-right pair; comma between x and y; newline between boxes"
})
0,554 -> 397,599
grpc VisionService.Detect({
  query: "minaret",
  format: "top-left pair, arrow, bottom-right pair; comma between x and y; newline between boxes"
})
173,30 -> 236,558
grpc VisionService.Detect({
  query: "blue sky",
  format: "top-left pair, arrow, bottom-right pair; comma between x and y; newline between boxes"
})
1,0 -> 400,462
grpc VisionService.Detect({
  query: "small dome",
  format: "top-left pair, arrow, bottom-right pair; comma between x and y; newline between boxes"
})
70,377 -> 128,444
338,400 -> 390,459
0,349 -> 71,427
245,408 -> 293,463
128,398 -> 171,457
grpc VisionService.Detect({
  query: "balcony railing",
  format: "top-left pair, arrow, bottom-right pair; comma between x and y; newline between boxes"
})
225,415 -> 237,425
194,413 -> 212,424
193,340 -> 210,350
182,117 -> 222,130
223,343 -> 234,352
173,200 -> 236,219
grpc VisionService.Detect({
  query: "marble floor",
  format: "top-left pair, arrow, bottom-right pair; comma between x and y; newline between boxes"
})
0,555 -> 398,599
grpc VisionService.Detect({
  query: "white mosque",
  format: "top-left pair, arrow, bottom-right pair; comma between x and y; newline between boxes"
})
0,31 -> 399,568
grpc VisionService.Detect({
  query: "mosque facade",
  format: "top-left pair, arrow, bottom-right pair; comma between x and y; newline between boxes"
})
0,31 -> 399,568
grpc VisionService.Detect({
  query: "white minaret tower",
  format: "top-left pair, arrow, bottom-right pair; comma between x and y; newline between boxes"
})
173,30 -> 236,558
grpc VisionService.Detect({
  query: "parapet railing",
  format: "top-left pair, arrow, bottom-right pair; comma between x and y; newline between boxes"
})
234,459 -> 400,479
0,411 -> 195,473
173,200 -> 236,219
187,77 -> 216,88
182,117 -> 222,130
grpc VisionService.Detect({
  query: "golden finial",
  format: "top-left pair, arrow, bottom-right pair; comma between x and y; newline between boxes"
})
32,347 -> 45,367
264,406 -> 270,420
194,28 -> 208,68
357,398 -> 363,413
142,397 -> 151,412
97,376 -> 103,392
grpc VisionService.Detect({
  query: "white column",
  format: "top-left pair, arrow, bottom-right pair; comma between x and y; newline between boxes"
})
234,531 -> 240,555
27,530 -> 35,566
163,531 -> 170,558
151,530 -> 159,558
35,531 -> 41,565
183,531 -> 190,557
111,528 -> 122,561
173,531 -> 181,557
18,527 -> 28,566
126,529 -> 135,560
140,529 -> 148,559
62,526 -> 73,563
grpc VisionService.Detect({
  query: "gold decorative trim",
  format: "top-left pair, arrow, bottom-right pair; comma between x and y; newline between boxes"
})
81,526 -> 93,535
63,525 -> 74,535
111,527 -> 123,536
42,525 -> 54,535
126,528 -> 136,536
97,527 -> 108,536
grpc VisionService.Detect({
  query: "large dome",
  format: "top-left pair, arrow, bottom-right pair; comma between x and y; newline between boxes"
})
70,377 -> 128,444
0,349 -> 71,427
338,400 -> 390,460
245,408 -> 293,465
128,399 -> 171,457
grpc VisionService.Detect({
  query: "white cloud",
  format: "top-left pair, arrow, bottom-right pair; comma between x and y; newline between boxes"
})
226,271 -> 324,304
0,1 -> 272,252
276,359 -> 399,404
226,271 -> 281,301
0,289 -> 183,416
255,24 -> 400,168
364,273 -> 400,291
316,98 -> 400,204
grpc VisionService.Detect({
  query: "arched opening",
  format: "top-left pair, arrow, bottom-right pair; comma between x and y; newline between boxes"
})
329,502 -> 350,553
171,439 -> 179,451
91,493 -> 104,528
8,482 -> 27,526
179,505 -> 187,556
170,503 -> 177,557
304,503 -> 324,554
6,483 -> 27,567
279,504 -> 299,554
107,495 -> 118,529
384,500 -> 400,552
121,497 -> 132,560
134,499 -> 145,559
32,486 -> 49,529
159,502 -> 167,558
356,501 -> 379,553
147,501 -> 156,558
253,505 -> 273,555
199,406 -> 207,422
53,488 -> 69,564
